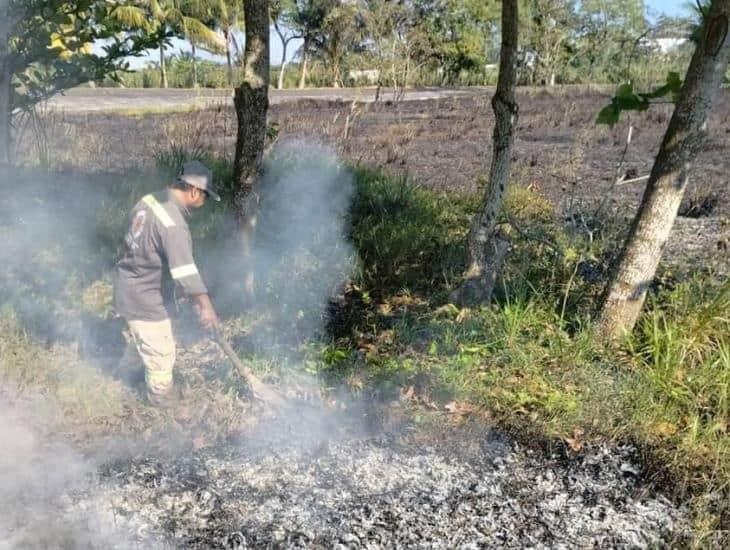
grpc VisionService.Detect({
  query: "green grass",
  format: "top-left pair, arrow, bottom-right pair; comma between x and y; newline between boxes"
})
1,159 -> 728,543
0,311 -> 138,437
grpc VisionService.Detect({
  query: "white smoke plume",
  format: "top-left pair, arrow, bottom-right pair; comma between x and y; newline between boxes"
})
0,391 -> 160,549
209,139 -> 357,355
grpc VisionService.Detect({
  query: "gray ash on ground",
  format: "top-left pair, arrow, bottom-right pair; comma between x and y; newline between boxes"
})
97,420 -> 688,549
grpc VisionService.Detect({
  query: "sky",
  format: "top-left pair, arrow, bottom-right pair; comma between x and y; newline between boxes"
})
122,0 -> 693,71
646,0 -> 690,18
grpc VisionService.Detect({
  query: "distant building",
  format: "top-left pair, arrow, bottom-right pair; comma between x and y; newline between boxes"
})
641,36 -> 689,54
347,69 -> 380,85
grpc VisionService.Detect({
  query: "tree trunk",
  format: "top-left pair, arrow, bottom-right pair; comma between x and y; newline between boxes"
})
274,22 -> 288,90
332,58 -> 340,88
598,0 -> 730,339
299,38 -> 309,89
278,40 -> 288,90
231,31 -> 242,62
0,0 -> 11,164
451,0 -> 519,306
191,41 -> 198,88
159,43 -> 168,89
233,0 -> 270,300
225,29 -> 233,87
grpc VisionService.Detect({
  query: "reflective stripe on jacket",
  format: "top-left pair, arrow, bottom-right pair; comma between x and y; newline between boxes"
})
114,190 -> 207,321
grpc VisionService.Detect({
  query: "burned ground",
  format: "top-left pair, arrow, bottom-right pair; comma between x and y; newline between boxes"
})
30,88 -> 729,275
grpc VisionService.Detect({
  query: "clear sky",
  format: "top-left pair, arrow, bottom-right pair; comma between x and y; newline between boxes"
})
123,0 -> 695,71
646,0 -> 690,18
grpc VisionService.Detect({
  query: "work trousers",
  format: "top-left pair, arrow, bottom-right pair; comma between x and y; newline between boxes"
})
119,318 -> 176,397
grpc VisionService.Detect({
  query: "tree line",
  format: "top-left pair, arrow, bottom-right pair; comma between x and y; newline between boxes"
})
119,0 -> 699,90
4,1 -> 704,93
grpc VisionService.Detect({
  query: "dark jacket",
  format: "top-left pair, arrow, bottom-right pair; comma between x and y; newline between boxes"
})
114,190 -> 207,321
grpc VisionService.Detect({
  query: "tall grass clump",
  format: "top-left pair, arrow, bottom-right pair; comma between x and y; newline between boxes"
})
626,279 -> 730,542
349,167 -> 475,296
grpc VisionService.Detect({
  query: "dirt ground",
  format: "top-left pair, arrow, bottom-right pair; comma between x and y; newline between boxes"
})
26,87 -> 729,275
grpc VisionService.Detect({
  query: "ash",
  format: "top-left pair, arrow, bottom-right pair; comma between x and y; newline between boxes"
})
98,418 -> 687,549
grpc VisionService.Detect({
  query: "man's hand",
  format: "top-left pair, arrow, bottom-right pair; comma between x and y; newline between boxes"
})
193,293 -> 219,330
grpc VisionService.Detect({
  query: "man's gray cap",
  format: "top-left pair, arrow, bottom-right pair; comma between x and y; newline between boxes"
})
177,160 -> 220,201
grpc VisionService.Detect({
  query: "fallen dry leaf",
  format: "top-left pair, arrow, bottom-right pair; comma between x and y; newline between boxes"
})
455,308 -> 472,324
564,428 -> 585,452
444,401 -> 476,416
400,386 -> 416,401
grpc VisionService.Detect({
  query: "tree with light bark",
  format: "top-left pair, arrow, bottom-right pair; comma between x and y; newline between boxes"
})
233,0 -> 270,298
521,0 -> 576,85
598,0 -> 730,339
450,0 -> 519,305
0,0 -> 11,164
288,0 -> 336,88
121,0 -> 225,88
413,0 -> 499,85
314,1 -> 364,87
360,0 -> 416,93
179,0 -> 227,87
271,0 -> 302,89
575,0 -> 647,83
213,0 -> 244,86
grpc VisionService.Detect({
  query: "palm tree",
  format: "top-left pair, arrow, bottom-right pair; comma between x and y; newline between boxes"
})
214,0 -> 245,86
114,0 -> 224,88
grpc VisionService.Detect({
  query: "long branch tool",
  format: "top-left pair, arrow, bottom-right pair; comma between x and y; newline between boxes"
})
212,328 -> 287,408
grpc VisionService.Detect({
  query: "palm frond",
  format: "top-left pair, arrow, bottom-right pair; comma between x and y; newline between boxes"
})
182,17 -> 226,52
149,0 -> 166,20
109,6 -> 153,31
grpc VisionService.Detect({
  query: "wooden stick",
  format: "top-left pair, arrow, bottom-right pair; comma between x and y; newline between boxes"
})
212,329 -> 287,408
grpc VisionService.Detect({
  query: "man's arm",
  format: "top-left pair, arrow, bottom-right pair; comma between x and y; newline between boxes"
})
162,225 -> 219,329
192,293 -> 219,330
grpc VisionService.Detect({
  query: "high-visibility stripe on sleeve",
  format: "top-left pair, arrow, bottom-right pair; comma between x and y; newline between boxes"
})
142,195 -> 175,228
170,263 -> 199,280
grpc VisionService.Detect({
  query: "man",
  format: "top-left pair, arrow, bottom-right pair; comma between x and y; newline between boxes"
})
114,160 -> 220,405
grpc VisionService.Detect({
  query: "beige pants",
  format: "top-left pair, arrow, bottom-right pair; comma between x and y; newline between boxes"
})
119,318 -> 176,397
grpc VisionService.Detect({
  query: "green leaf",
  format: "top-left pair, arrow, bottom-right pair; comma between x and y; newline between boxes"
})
596,103 -> 620,126
616,82 -> 635,99
596,72 -> 684,127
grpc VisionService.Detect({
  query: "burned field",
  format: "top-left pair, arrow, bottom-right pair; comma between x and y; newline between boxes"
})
103,425 -> 688,549
5,390 -> 688,549
2,88 -> 728,548
35,88 -> 729,275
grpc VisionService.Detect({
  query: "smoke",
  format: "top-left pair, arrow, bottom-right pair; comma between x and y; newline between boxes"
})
0,166 -> 127,350
208,140 -> 357,355
0,166 -> 155,548
253,141 -> 356,344
0,391 -> 160,549
0,140 -> 364,544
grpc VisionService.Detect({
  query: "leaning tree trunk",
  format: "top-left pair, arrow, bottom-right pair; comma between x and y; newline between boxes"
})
278,41 -> 288,90
299,38 -> 309,89
274,22 -> 288,90
159,43 -> 168,88
191,41 -> 198,88
450,0 -> 519,306
233,0 -> 270,300
225,28 -> 233,86
598,0 -> 730,339
0,0 -> 11,164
